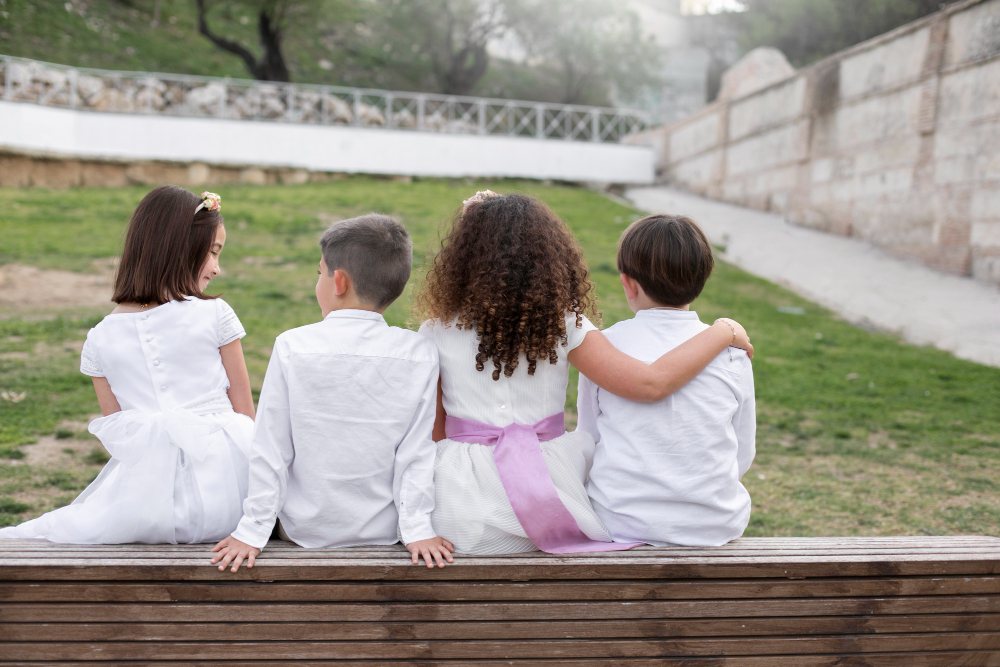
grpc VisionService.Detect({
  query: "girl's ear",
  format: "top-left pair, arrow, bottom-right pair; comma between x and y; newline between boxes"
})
332,269 -> 350,297
620,273 -> 640,301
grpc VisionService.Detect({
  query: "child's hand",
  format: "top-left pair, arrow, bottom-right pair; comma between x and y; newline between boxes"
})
210,535 -> 261,573
716,318 -> 753,359
406,536 -> 455,568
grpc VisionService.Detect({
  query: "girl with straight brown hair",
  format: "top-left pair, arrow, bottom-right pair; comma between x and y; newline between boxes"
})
0,186 -> 255,544
417,191 -> 753,555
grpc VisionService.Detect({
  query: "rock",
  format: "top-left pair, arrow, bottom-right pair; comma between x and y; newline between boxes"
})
359,103 -> 385,126
717,47 -> 795,101
182,82 -> 227,115
239,168 -> 268,185
323,94 -> 353,124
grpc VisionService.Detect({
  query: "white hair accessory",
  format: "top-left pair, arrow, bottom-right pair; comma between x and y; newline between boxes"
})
462,190 -> 500,212
194,191 -> 222,215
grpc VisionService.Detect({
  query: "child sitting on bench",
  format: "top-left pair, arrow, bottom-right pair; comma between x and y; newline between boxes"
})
577,214 -> 756,547
417,192 -> 752,555
0,186 -> 255,545
211,214 -> 453,571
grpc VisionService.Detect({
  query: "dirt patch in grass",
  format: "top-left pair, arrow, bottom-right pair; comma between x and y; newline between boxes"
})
18,416 -> 101,469
0,261 -> 115,310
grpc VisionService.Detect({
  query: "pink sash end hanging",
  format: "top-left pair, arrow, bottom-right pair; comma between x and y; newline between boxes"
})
445,413 -> 641,554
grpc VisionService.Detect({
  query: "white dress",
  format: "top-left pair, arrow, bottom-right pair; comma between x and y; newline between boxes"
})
0,297 -> 253,544
419,314 -> 614,554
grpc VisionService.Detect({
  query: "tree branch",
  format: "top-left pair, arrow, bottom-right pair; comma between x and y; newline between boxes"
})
195,0 -> 263,79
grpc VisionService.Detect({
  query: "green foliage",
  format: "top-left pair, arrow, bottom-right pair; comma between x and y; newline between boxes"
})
732,0 -> 948,67
0,0 -> 660,105
0,178 -> 997,536
503,0 -> 662,105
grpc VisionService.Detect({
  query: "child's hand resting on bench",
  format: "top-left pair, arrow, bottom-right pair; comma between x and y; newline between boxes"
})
407,536 -> 455,568
210,536 -> 261,573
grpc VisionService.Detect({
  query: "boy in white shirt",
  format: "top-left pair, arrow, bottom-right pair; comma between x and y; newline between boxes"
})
577,214 -> 755,546
212,214 -> 454,571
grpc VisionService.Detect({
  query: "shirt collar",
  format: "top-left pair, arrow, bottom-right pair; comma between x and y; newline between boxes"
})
635,309 -> 700,321
323,309 -> 387,323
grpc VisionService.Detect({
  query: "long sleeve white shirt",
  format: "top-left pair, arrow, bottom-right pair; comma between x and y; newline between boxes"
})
232,309 -> 440,550
577,309 -> 755,547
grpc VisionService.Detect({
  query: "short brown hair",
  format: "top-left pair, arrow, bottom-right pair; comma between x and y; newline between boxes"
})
320,213 -> 412,309
113,185 -> 223,304
617,214 -> 714,307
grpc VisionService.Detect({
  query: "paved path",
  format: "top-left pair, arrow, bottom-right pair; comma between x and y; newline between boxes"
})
626,187 -> 1000,368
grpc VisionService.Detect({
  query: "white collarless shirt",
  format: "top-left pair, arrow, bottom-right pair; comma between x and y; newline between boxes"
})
232,309 -> 440,550
576,309 -> 756,547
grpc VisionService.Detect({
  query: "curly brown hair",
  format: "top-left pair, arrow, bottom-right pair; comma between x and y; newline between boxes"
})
417,193 -> 597,381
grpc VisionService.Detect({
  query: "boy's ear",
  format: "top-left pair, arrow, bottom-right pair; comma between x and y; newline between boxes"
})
332,269 -> 351,297
620,273 -> 640,301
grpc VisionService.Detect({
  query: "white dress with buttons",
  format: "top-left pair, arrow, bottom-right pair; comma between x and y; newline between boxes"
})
419,314 -> 614,554
0,297 -> 253,544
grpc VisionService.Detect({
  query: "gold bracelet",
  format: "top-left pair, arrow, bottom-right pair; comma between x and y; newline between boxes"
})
716,318 -> 735,346
716,318 -> 736,361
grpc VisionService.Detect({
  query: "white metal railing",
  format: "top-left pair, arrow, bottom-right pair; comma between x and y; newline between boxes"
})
0,54 -> 650,143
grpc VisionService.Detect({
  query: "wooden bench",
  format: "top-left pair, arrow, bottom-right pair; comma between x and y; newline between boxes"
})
1,536 -> 998,665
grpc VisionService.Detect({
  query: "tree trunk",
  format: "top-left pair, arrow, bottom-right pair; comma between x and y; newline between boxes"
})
257,9 -> 291,83
441,43 -> 488,96
195,0 -> 291,83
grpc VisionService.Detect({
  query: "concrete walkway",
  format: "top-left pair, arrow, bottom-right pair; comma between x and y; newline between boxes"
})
626,187 -> 1000,368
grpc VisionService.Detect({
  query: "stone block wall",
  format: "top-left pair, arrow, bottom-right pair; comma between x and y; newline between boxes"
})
641,0 -> 1000,284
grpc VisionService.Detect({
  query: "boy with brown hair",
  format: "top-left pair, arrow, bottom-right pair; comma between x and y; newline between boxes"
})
212,214 -> 454,571
577,214 -> 756,546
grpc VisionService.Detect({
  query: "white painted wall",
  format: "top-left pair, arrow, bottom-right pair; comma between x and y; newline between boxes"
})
0,101 -> 655,184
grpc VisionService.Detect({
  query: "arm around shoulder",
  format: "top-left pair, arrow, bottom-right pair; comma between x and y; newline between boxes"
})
569,319 -> 752,403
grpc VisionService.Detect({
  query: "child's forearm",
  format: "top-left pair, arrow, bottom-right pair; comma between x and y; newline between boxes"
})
571,321 -> 749,403
220,340 -> 255,419
92,377 -> 122,416
645,321 -> 735,400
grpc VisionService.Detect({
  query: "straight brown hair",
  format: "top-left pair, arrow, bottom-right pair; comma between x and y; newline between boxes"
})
617,214 -> 714,307
113,185 -> 223,304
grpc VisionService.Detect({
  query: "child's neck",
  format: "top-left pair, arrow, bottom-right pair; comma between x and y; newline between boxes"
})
631,297 -> 691,314
322,298 -> 384,319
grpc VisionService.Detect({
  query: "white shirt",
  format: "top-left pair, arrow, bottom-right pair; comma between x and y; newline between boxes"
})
232,309 -> 440,550
419,313 -> 597,426
577,309 -> 755,547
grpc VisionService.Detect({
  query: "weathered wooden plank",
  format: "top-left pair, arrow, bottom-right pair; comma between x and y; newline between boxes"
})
3,536 -> 996,550
3,634 -> 1000,660
1,539 -> 997,552
3,596 -> 998,622
6,547 -> 1000,562
2,576 -> 998,603
1,654 -> 999,667
4,615 -> 999,642
2,556 -> 999,581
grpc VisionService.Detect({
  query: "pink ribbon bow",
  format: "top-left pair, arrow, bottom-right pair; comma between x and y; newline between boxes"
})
445,413 -> 640,554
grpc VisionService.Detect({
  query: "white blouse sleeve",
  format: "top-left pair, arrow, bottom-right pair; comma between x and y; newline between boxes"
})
564,313 -> 598,352
80,331 -> 104,377
417,319 -> 437,340
216,299 -> 247,347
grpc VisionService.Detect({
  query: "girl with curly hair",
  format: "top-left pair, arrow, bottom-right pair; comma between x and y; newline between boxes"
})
417,191 -> 752,555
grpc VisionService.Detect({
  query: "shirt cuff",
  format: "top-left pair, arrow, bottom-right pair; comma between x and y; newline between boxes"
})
232,514 -> 276,551
399,514 -> 437,546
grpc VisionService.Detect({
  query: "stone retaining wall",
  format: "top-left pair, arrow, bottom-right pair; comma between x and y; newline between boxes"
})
638,0 -> 1000,284
0,151 -> 359,189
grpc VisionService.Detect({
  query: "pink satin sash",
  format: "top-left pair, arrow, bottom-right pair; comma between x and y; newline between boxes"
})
445,413 -> 640,554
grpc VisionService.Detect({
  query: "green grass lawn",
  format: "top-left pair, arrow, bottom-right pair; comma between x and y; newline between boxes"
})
1,178 -> 999,536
